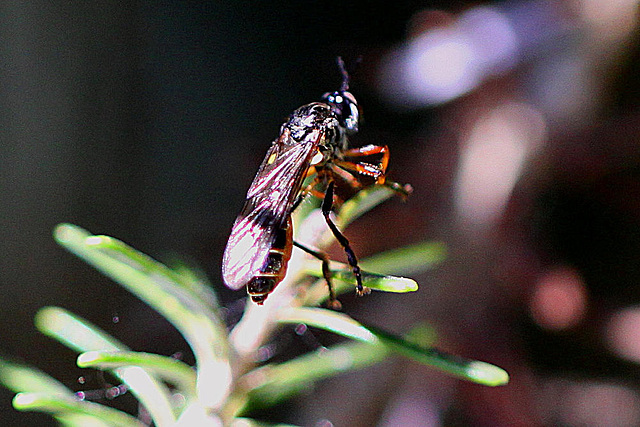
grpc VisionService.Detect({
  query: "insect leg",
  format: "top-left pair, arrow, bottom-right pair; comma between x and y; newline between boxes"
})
332,158 -> 385,181
343,144 -> 390,170
291,193 -> 306,212
385,180 -> 413,198
328,161 -> 413,199
292,241 -> 342,309
338,144 -> 413,198
322,181 -> 369,296
327,163 -> 363,190
292,168 -> 329,212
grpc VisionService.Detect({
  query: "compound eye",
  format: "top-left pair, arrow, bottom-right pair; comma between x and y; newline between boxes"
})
344,100 -> 359,134
337,91 -> 359,134
322,90 -> 359,134
342,91 -> 357,104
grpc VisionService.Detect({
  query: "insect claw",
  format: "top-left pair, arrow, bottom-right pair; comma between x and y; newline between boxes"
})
385,181 -> 413,199
356,286 -> 371,296
327,299 -> 343,310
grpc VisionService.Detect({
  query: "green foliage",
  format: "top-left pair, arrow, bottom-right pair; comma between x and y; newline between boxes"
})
0,186 -> 508,426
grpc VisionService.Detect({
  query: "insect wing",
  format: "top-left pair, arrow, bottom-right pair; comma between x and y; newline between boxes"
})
222,129 -> 322,289
221,209 -> 275,290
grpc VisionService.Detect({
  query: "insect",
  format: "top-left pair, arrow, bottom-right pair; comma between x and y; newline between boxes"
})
222,58 -> 410,306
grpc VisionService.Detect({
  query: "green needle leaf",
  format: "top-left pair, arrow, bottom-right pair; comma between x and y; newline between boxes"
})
277,307 -> 377,342
13,392 -> 145,427
300,262 -> 417,306
304,263 -> 418,293
237,324 -> 435,413
0,360 -> 73,396
53,223 -> 232,410
165,257 -> 221,312
35,307 -> 127,353
240,341 -> 390,412
77,351 -> 197,396
276,307 -> 509,387
359,241 -> 447,276
35,307 -> 177,426
364,324 -> 509,387
338,185 -> 401,226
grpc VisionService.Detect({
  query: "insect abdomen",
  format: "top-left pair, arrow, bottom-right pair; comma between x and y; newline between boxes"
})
247,219 -> 293,304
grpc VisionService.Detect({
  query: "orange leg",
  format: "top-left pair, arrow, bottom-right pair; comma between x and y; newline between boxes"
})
343,144 -> 390,174
299,169 -> 344,202
341,144 -> 412,198
327,163 -> 364,189
332,159 -> 386,183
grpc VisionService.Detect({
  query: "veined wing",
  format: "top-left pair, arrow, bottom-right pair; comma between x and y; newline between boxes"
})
222,128 -> 322,289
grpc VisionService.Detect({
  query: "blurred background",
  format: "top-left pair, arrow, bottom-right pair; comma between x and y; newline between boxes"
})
3,0 -> 640,425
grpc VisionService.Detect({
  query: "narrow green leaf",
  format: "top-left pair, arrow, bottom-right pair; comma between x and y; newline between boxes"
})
77,351 -> 197,396
0,360 -> 73,396
332,269 -> 418,292
165,257 -> 221,312
53,223 -> 233,409
300,262 -> 417,306
276,308 -> 377,342
365,324 -> 509,386
54,224 -> 226,334
337,185 -> 401,226
291,183 -> 408,232
116,367 -> 178,426
359,241 -> 447,276
55,413 -> 115,427
35,307 -> 127,353
303,262 -> 417,292
237,324 -> 435,413
290,189 -> 423,306
240,341 -> 390,411
35,307 -> 177,426
13,392 -> 145,427
276,307 -> 509,386
290,188 -> 321,225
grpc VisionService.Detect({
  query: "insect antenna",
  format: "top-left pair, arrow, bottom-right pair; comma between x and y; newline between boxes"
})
336,56 -> 363,92
337,56 -> 350,91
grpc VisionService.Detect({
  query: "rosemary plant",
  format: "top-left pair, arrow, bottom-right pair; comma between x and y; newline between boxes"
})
0,185 -> 507,426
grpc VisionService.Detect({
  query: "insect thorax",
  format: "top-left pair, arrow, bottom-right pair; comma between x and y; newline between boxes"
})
284,103 -> 347,154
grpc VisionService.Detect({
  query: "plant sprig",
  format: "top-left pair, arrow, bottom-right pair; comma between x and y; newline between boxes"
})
0,185 -> 507,426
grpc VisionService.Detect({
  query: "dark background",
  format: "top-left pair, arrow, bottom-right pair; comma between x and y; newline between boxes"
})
3,1 -> 640,425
